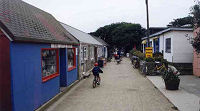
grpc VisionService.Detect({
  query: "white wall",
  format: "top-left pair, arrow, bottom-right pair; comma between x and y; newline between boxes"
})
160,31 -> 193,63
172,31 -> 193,63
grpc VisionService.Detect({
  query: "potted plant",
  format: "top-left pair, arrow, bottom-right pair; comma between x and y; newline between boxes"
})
162,69 -> 180,90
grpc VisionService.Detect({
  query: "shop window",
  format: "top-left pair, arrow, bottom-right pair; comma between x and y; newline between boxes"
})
68,48 -> 76,71
41,49 -> 59,82
165,38 -> 171,53
83,46 -> 88,60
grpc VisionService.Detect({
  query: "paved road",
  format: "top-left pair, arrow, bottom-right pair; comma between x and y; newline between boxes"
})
47,58 -> 176,111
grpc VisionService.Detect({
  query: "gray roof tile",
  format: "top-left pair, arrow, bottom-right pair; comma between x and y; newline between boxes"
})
61,22 -> 102,45
0,0 -> 78,44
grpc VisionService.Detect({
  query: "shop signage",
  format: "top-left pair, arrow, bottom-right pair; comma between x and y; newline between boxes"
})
145,47 -> 153,58
51,44 -> 72,48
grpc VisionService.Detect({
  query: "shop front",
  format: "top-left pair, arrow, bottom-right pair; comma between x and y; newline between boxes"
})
0,0 -> 79,110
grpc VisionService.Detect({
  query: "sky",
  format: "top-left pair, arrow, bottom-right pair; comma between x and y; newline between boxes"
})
23,0 -> 196,33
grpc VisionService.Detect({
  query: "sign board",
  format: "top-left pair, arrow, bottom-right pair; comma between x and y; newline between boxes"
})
51,44 -> 72,48
145,47 -> 153,58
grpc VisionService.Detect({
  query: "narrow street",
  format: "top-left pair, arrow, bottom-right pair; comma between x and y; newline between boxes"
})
47,58 -> 176,111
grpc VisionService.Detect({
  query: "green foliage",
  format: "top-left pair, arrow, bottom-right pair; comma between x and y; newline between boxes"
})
191,3 -> 200,53
191,4 -> 200,28
162,69 -> 180,82
144,57 -> 155,62
168,16 -> 193,28
153,52 -> 163,58
193,32 -> 200,53
90,22 -> 145,53
154,56 -> 163,62
130,49 -> 145,60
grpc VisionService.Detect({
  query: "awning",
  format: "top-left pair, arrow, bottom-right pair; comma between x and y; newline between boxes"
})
153,37 -> 158,40
142,40 -> 147,44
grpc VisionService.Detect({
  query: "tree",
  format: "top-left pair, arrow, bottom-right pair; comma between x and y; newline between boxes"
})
90,22 -> 145,53
191,3 -> 200,53
167,16 -> 193,28
191,4 -> 200,28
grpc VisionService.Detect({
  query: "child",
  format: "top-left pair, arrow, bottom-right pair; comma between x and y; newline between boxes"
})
92,63 -> 103,85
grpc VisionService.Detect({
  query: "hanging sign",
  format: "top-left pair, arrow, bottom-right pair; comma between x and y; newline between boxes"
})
145,47 -> 153,58
51,44 -> 72,48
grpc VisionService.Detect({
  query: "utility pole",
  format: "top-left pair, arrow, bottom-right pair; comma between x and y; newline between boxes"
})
145,0 -> 150,47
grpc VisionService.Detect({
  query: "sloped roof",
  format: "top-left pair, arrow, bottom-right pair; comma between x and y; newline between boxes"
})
60,22 -> 102,45
93,36 -> 109,46
0,0 -> 78,44
142,28 -> 193,40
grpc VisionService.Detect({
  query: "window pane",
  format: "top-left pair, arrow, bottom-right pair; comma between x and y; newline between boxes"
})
155,39 -> 159,52
42,49 -> 57,77
149,41 -> 152,47
165,38 -> 171,53
68,48 -> 75,68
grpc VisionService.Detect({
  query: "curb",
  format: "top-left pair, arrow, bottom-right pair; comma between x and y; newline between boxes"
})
35,79 -> 82,111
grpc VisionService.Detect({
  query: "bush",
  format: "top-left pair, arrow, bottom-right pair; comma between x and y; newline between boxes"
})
191,4 -> 200,53
144,57 -> 155,62
193,33 -> 200,54
130,49 -> 145,60
153,52 -> 163,58
162,69 -> 180,82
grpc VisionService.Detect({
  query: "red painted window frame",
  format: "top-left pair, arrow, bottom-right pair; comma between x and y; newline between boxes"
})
41,48 -> 59,82
68,48 -> 76,71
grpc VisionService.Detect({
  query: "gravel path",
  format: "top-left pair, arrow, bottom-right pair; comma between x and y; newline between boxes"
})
47,58 -> 176,111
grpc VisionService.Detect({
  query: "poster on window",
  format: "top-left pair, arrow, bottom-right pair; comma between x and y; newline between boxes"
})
41,49 -> 57,77
68,48 -> 75,68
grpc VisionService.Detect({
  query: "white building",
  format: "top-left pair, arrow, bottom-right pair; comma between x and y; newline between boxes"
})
142,28 -> 193,63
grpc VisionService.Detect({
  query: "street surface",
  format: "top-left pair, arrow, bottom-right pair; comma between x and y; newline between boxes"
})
47,58 -> 176,111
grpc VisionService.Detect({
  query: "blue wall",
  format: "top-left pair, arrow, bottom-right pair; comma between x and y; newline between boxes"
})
10,42 -> 60,111
60,49 -> 67,87
60,48 -> 78,86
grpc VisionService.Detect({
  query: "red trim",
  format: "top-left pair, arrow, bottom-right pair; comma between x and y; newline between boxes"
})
68,66 -> 76,71
42,73 -> 59,82
41,48 -> 59,82
67,48 -> 76,71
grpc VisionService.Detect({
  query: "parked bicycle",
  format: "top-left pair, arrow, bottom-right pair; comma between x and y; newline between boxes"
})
132,56 -> 140,69
146,61 -> 167,76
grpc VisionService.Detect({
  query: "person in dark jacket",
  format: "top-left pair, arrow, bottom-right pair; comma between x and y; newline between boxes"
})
92,63 -> 103,85
117,50 -> 121,58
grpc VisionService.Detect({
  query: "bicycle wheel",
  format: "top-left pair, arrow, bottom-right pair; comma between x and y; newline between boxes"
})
93,80 -> 96,88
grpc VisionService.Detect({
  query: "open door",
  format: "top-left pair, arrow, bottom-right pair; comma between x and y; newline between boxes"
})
94,47 -> 98,62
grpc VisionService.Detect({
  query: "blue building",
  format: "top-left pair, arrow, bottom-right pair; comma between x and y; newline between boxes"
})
0,0 -> 79,111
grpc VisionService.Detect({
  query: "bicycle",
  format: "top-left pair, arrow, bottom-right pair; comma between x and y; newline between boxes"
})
132,57 -> 140,69
93,76 -> 100,88
146,61 -> 167,76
